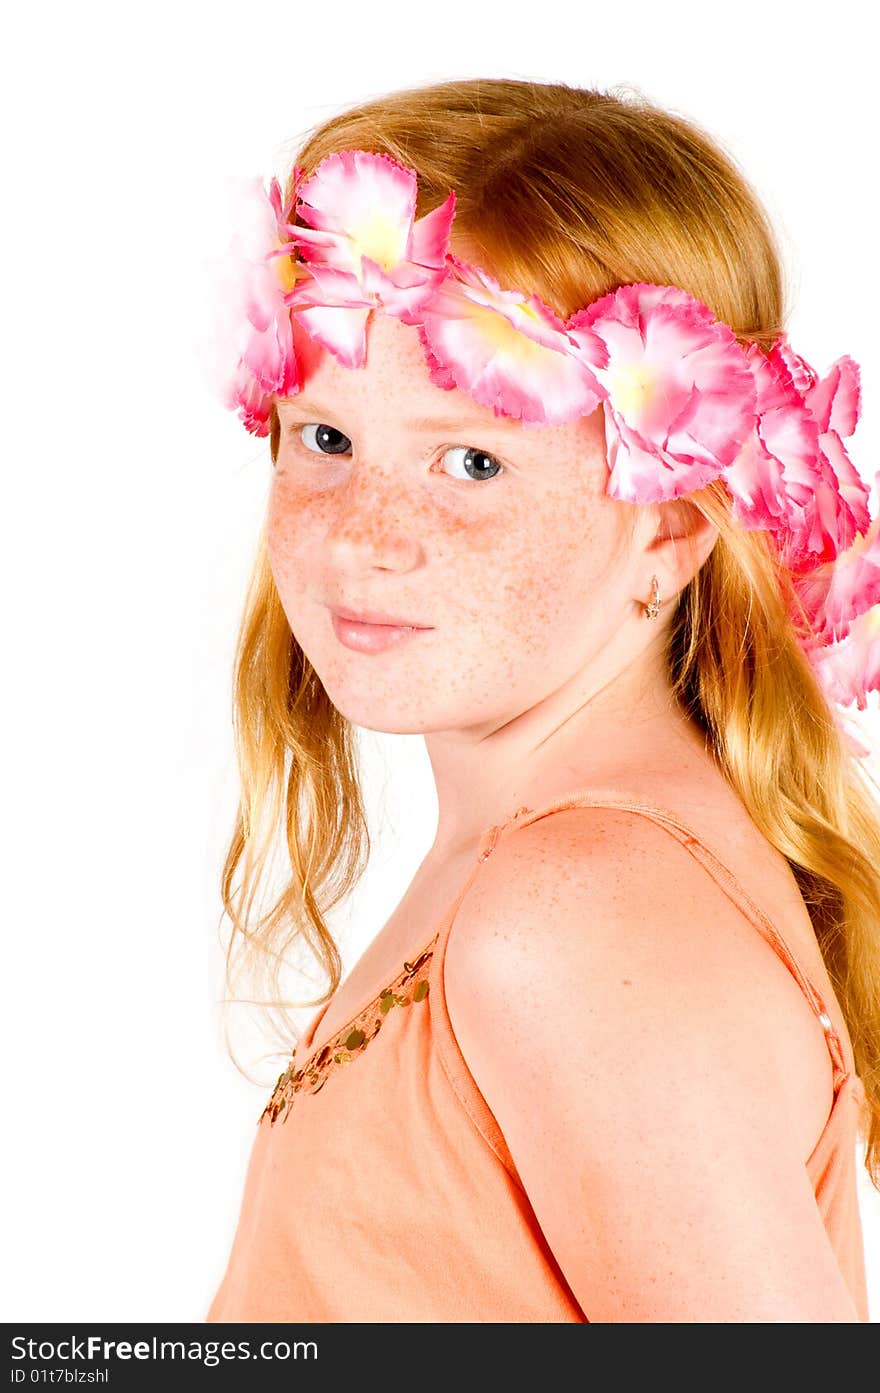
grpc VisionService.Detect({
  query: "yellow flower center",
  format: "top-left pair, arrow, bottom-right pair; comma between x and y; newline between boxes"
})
273,245 -> 301,293
474,306 -> 549,364
515,301 -> 542,325
348,211 -> 407,272
610,363 -> 655,416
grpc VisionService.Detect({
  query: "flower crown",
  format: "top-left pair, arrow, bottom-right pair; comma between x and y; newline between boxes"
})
209,148 -> 880,727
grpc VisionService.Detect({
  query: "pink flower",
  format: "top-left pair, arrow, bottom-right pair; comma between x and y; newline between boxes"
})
775,340 -> 862,437
286,150 -> 455,367
810,604 -> 880,712
223,359 -> 275,438
724,341 -> 870,570
777,343 -> 868,566
205,175 -> 302,436
724,344 -> 819,538
566,283 -> 757,503
792,498 -> 880,645
415,255 -> 607,425
791,348 -> 869,563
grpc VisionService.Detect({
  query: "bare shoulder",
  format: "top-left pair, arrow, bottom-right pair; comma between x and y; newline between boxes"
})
443,804 -> 858,1321
446,802 -> 824,1072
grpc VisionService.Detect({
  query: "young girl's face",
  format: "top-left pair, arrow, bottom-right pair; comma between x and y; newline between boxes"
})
267,310 -> 649,736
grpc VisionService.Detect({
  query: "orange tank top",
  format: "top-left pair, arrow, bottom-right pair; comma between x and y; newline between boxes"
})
205,788 -> 870,1322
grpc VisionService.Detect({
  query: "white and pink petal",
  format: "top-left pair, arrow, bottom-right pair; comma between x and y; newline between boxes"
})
605,408 -> 731,503
811,605 -> 880,712
805,356 -> 862,437
408,190 -> 457,269
417,257 -> 606,424
572,283 -> 756,480
296,150 -> 416,273
292,303 -> 372,369
793,501 -> 880,644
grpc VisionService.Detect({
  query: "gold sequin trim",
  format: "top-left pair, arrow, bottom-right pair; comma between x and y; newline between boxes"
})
260,937 -> 439,1126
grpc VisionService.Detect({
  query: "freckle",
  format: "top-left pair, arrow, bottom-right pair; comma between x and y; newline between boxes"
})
622,978 -> 632,986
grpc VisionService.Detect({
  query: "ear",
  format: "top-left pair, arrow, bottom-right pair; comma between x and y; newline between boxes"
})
642,497 -> 720,597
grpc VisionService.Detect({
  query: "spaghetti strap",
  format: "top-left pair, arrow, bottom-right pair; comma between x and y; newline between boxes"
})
458,786 -> 851,1094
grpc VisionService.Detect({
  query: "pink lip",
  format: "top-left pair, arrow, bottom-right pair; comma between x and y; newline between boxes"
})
329,604 -> 431,628
329,606 -> 433,655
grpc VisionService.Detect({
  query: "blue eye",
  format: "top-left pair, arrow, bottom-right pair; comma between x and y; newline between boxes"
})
300,423 -> 352,455
441,445 -> 504,482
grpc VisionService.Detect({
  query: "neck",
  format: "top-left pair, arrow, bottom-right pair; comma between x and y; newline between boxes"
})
424,629 -> 702,857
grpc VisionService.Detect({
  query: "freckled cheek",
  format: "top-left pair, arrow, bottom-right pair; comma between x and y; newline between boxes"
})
269,475 -> 500,565
265,482 -> 324,591
475,499 -> 604,643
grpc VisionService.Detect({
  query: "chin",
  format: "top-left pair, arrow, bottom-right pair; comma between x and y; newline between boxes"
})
331,704 -> 437,737
351,713 -> 437,735
310,674 -> 443,736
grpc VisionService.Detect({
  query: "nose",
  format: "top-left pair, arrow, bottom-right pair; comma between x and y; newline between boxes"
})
323,457 -> 424,571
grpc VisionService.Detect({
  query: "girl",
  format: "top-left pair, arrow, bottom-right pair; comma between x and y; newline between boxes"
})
205,77 -> 879,1322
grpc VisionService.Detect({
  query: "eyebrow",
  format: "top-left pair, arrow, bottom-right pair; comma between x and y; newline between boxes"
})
276,398 -> 520,433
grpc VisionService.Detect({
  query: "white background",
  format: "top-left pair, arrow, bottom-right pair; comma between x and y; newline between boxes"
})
3,0 -> 879,1322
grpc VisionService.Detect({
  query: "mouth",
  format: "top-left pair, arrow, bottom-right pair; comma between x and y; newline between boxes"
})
327,604 -> 434,655
328,604 -> 432,629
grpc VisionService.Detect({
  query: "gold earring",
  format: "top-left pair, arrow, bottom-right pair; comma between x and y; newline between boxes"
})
644,575 -> 661,620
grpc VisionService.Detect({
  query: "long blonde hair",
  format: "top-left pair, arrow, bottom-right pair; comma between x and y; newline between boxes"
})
217,77 -> 880,1186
